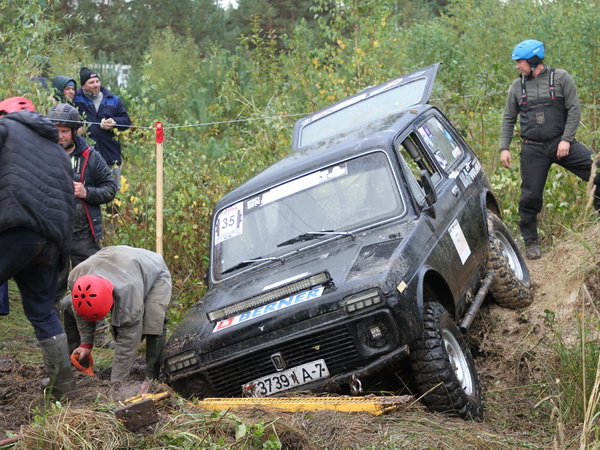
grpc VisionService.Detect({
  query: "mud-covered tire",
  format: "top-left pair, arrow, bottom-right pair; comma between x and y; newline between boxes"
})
410,302 -> 484,420
487,212 -> 533,309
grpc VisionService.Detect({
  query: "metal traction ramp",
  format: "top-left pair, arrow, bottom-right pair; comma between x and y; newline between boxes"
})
196,396 -> 414,415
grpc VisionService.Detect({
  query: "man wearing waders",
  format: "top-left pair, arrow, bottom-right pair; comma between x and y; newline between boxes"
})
499,39 -> 599,260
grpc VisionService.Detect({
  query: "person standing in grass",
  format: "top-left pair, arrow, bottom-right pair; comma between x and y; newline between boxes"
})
0,97 -> 76,400
48,103 -> 117,350
74,67 -> 131,190
47,103 -> 116,302
499,39 -> 599,260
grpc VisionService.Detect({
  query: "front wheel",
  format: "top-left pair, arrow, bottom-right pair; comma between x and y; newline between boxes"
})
410,302 -> 484,420
487,212 -> 533,309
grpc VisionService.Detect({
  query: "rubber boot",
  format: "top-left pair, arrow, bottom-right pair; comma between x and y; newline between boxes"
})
39,333 -> 76,401
145,329 -> 166,380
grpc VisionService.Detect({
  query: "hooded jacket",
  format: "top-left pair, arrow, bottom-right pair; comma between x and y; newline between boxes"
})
69,135 -> 117,241
74,86 -> 131,166
52,76 -> 77,103
0,110 -> 74,261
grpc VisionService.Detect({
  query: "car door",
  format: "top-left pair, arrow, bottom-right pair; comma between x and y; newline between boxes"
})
395,116 -> 482,306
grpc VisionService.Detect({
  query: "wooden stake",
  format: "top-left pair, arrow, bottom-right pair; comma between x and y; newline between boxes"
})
155,122 -> 164,255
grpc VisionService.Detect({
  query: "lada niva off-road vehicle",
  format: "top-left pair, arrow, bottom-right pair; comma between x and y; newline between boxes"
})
161,64 -> 533,420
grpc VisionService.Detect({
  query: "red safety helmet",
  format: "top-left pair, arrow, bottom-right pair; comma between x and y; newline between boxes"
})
0,97 -> 35,114
71,275 -> 114,322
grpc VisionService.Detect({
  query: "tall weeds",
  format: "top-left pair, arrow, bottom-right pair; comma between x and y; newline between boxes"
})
540,290 -> 600,446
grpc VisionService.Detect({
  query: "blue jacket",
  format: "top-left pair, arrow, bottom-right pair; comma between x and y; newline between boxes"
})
70,135 -> 117,241
74,86 -> 131,165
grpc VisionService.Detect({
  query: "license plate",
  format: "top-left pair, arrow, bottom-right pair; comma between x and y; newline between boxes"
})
242,359 -> 330,397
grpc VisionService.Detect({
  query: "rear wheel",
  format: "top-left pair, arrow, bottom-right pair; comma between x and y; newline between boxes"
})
410,302 -> 484,420
487,212 -> 533,309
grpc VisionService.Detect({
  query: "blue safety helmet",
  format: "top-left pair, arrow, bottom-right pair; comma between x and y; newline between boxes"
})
511,39 -> 545,61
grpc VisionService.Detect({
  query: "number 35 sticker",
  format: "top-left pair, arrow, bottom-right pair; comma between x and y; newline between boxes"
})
215,203 -> 243,245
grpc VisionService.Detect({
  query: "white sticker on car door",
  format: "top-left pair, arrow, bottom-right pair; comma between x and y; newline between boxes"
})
449,219 -> 471,264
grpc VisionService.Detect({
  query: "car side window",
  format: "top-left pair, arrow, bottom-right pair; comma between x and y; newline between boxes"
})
396,134 -> 441,206
397,151 -> 426,206
416,116 -> 463,173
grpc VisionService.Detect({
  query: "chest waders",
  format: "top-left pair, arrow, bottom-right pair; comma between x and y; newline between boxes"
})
519,68 -> 567,143
517,68 -> 599,247
518,68 -> 568,245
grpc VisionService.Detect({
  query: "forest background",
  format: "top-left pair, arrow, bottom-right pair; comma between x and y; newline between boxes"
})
0,0 -> 598,320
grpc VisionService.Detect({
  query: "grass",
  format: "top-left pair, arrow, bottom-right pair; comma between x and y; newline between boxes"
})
0,281 -> 40,364
3,232 -> 600,448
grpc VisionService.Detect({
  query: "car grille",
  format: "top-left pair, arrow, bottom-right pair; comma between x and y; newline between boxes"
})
206,325 -> 360,397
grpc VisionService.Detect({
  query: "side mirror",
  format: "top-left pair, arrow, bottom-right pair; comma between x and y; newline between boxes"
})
420,169 -> 437,211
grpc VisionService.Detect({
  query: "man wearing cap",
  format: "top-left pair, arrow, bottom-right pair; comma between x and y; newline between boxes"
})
74,67 -> 131,189
0,97 -> 76,399
47,103 -> 117,302
68,245 -> 172,381
499,39 -> 599,260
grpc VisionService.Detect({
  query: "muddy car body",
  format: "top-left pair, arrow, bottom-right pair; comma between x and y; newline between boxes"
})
162,64 -> 532,419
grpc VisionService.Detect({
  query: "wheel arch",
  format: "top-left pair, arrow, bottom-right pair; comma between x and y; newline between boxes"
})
484,191 -> 501,218
421,269 -> 456,319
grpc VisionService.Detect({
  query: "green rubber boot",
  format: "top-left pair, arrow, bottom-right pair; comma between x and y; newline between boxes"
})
39,333 -> 76,401
145,329 -> 166,380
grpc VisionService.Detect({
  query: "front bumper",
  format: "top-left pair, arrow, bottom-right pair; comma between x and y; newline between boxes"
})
165,308 -> 409,398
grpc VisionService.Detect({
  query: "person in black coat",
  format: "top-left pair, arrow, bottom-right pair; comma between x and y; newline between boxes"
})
47,103 -> 117,302
0,97 -> 76,400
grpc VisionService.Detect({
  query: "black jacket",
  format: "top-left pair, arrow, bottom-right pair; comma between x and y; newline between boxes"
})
69,135 -> 117,240
0,110 -> 74,260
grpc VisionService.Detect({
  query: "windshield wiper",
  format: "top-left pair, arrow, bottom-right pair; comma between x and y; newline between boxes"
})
221,256 -> 284,275
277,230 -> 356,247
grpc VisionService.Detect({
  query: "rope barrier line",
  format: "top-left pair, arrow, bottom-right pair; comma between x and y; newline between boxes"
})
54,112 -> 308,132
51,105 -> 600,134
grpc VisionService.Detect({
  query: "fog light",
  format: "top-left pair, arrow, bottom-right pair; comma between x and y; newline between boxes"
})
368,325 -> 383,340
344,290 -> 383,313
358,320 -> 389,349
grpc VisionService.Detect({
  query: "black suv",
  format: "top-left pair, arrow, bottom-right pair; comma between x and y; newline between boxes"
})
162,64 -> 533,420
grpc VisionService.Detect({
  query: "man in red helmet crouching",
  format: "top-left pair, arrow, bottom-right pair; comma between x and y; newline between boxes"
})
65,245 -> 172,381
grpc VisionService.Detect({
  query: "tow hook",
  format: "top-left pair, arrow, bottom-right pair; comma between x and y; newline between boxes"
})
350,374 -> 363,395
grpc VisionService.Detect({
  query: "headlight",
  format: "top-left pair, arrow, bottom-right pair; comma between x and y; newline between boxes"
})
166,350 -> 199,374
343,289 -> 383,313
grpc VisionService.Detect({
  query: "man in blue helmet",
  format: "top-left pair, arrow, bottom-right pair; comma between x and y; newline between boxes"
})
499,39 -> 599,260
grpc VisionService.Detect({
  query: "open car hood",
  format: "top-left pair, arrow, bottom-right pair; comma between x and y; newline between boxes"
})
291,63 -> 440,151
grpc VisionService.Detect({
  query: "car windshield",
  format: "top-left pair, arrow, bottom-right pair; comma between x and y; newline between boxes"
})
212,152 -> 404,279
298,77 -> 428,149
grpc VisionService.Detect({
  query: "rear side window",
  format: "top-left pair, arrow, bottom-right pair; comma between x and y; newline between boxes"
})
416,116 -> 463,172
